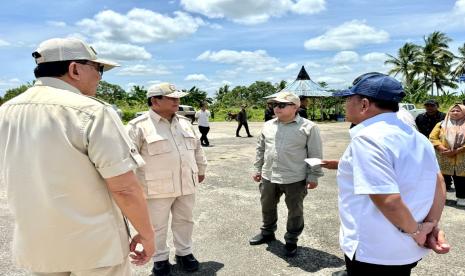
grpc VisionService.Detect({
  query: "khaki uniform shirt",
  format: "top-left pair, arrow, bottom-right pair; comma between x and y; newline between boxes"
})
254,116 -> 323,184
0,77 -> 145,272
127,109 -> 207,199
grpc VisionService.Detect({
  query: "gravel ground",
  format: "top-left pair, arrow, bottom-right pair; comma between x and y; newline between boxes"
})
1,121 -> 464,276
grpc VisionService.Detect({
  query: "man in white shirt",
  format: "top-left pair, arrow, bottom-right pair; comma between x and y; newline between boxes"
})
324,72 -> 449,275
195,103 -> 211,146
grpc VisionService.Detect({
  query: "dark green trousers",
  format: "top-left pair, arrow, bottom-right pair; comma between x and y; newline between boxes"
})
259,178 -> 307,244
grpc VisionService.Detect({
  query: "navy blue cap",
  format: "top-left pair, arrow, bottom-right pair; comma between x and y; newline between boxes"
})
333,72 -> 405,103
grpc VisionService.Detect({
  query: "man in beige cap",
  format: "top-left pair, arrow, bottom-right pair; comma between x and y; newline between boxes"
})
0,38 -> 155,275
250,91 -> 323,257
127,83 -> 207,276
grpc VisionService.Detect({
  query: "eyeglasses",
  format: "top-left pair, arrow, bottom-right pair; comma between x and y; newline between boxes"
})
75,60 -> 104,76
272,102 -> 295,109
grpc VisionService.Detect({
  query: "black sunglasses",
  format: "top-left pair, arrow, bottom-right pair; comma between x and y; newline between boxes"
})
273,102 -> 295,109
74,60 -> 104,76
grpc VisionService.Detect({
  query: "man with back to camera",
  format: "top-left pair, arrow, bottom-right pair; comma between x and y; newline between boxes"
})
323,72 -> 449,275
127,83 -> 207,276
0,38 -> 154,275
415,99 -> 445,137
250,91 -> 323,257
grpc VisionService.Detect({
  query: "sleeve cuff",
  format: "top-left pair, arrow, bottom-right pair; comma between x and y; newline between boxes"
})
98,156 -> 143,179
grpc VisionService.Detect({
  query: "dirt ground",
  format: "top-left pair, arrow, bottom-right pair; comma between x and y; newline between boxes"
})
1,121 -> 464,276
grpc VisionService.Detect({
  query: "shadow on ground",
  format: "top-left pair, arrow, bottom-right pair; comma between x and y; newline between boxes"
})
152,261 -> 224,276
265,240 -> 345,273
445,199 -> 465,210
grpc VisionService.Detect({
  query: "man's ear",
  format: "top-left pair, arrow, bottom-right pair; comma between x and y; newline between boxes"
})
67,62 -> 80,80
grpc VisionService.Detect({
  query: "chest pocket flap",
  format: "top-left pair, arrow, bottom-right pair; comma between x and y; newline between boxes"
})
182,131 -> 197,150
146,134 -> 172,155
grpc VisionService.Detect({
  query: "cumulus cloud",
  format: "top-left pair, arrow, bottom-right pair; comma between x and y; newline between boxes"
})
304,20 -> 390,51
333,51 -> 359,64
325,65 -> 353,74
197,49 -> 297,74
0,39 -> 10,47
185,74 -> 209,81
181,0 -> 325,25
77,8 -> 204,44
314,76 -> 346,85
362,52 -> 387,62
47,21 -> 67,27
117,64 -> 171,76
454,0 -> 465,14
92,41 -> 152,61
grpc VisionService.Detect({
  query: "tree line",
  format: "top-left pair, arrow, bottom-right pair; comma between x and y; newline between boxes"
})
1,31 -> 464,117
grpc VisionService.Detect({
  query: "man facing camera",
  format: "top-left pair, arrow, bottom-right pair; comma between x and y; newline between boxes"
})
250,91 -> 323,257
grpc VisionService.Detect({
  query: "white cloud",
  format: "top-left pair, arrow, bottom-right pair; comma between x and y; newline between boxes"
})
117,64 -> 171,76
454,0 -> 465,14
304,20 -> 390,51
185,74 -> 209,81
314,76 -> 347,85
0,78 -> 21,89
197,49 -> 299,74
181,0 -> 325,25
77,8 -> 204,44
362,52 -> 387,63
325,65 -> 353,74
92,41 -> 152,61
305,62 -> 321,68
0,39 -> 10,47
47,21 -> 67,27
333,51 -> 359,64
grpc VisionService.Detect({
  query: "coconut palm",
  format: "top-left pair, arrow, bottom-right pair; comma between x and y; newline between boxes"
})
452,43 -> 465,80
385,42 -> 420,86
416,31 -> 455,95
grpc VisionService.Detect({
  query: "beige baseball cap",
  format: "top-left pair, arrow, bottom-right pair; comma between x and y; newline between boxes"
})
146,82 -> 188,98
271,91 -> 300,106
32,38 -> 119,71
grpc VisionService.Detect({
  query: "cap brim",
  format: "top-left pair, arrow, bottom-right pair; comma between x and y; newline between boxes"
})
94,58 -> 120,71
165,91 -> 188,98
332,89 -> 355,97
272,98 -> 293,103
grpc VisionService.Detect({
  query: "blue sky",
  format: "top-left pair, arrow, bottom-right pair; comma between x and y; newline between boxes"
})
1,0 -> 465,96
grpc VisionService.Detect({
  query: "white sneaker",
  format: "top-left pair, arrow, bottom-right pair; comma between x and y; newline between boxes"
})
457,198 -> 465,207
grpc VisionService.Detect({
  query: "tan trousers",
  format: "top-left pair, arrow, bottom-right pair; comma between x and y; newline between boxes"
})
148,194 -> 195,262
31,257 -> 131,276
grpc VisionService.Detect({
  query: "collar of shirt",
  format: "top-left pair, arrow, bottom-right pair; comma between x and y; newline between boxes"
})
149,108 -> 179,125
349,112 -> 397,138
35,77 -> 82,95
273,114 -> 302,125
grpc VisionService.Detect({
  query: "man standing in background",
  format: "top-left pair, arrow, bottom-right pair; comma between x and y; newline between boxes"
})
416,99 -> 445,137
196,103 -> 211,147
236,104 -> 253,137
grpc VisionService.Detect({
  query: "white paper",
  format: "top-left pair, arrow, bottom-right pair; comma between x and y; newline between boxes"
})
304,158 -> 323,167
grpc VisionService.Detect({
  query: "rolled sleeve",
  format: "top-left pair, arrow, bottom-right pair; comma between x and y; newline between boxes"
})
86,106 -> 145,179
351,135 -> 400,195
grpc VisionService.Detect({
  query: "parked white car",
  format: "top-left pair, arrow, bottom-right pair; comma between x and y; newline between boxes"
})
399,103 -> 425,119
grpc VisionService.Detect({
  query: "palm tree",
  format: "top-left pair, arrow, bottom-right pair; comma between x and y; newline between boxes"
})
385,42 -> 420,86
416,31 -> 455,95
452,43 -> 465,80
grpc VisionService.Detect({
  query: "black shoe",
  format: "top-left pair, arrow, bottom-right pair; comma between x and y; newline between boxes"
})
152,260 -> 171,276
236,135 -> 241,137
247,135 -> 253,137
175,254 -> 199,272
249,233 -> 276,245
332,269 -> 348,276
284,243 -> 297,257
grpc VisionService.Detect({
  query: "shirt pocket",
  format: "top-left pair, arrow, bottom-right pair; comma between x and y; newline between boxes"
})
145,171 -> 175,195
182,131 -> 197,150
146,134 -> 172,155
